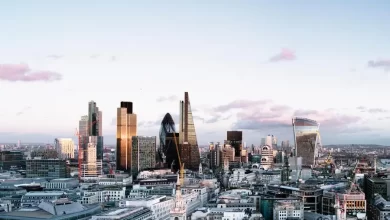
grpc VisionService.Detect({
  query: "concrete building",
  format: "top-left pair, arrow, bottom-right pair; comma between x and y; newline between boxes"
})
54,138 -> 74,159
26,158 -> 69,179
273,200 -> 304,220
131,136 -> 156,177
119,195 -> 174,220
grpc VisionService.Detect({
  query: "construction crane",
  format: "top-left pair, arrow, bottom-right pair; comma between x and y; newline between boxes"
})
75,120 -> 97,181
172,132 -> 184,186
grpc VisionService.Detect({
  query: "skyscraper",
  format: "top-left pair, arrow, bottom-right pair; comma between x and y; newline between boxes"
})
227,131 -> 243,159
78,101 -> 104,179
159,113 -> 176,164
116,101 -> 137,172
178,92 -> 200,170
131,136 -> 156,177
292,117 -> 320,167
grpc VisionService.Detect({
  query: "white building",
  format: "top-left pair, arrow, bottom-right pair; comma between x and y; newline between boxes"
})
119,195 -> 174,220
97,174 -> 132,186
79,186 -> 126,205
260,145 -> 273,170
273,200 -> 304,220
55,138 -> 75,159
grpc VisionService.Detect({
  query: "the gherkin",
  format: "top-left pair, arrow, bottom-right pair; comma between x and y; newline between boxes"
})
158,113 -> 176,164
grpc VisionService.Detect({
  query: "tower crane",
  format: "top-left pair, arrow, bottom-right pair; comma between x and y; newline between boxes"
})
172,132 -> 184,186
75,120 -> 97,181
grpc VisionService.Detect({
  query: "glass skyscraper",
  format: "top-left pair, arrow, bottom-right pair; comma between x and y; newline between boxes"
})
292,117 -> 320,167
158,113 -> 176,164
116,101 -> 137,173
178,92 -> 200,170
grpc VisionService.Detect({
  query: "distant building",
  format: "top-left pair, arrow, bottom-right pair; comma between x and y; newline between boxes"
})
226,131 -> 243,161
131,136 -> 156,177
26,158 -> 69,179
0,151 -> 25,171
55,138 -> 75,159
260,145 -> 273,170
116,101 -> 137,172
273,200 -> 304,220
292,117 -> 321,167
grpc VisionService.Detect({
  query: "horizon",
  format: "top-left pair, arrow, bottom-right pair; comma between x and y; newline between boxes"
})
1,1 -> 390,146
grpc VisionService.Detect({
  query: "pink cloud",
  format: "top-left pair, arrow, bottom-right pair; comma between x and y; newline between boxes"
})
269,48 -> 296,62
0,63 -> 62,82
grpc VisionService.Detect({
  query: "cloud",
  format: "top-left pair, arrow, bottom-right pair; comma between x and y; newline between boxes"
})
269,48 -> 296,62
16,106 -> 32,116
356,106 -> 388,113
156,95 -> 179,102
224,99 -> 368,136
47,54 -> 63,59
214,100 -> 271,112
368,59 -> 390,71
0,63 -> 62,82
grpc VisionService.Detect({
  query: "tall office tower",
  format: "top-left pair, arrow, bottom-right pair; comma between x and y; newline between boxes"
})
165,132 -> 180,172
54,138 -> 75,159
79,115 -> 88,137
131,136 -> 156,177
265,135 -> 273,146
292,117 -> 321,167
80,136 -> 103,178
116,101 -> 137,172
178,92 -> 200,170
261,138 -> 266,146
226,131 -> 243,161
272,135 -> 278,148
159,113 -> 176,164
79,101 -> 104,179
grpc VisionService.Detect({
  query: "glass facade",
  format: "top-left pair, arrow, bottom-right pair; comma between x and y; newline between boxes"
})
178,92 -> 200,170
227,131 -> 243,157
131,136 -> 156,176
159,113 -> 176,163
116,102 -> 137,172
292,117 -> 320,167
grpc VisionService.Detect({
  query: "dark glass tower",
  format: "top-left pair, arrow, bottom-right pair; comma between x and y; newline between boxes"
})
227,131 -> 243,157
158,113 -> 176,163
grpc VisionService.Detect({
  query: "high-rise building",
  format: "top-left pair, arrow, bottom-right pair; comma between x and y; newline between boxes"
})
226,131 -> 243,161
116,101 -> 137,172
80,136 -> 103,178
260,144 -> 273,170
165,132 -> 180,172
292,117 -> 321,167
159,113 -> 176,164
55,138 -> 75,159
178,92 -> 200,170
79,115 -> 88,137
131,136 -> 156,177
78,101 -> 104,179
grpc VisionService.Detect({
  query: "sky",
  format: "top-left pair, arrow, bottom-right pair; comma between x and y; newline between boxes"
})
1,0 -> 390,145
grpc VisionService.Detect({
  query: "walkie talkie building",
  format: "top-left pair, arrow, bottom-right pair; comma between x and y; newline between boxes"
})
292,117 -> 320,167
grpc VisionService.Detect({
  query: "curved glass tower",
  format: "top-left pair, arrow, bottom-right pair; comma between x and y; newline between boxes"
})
292,117 -> 320,167
158,113 -> 176,163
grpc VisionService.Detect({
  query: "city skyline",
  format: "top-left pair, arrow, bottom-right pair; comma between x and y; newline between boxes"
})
1,1 -> 390,145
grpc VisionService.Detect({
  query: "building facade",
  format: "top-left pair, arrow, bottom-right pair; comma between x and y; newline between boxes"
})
226,131 -> 243,162
131,136 -> 156,177
178,92 -> 200,170
26,158 -> 69,178
116,101 -> 137,172
55,138 -> 75,159
292,117 -> 321,167
159,113 -> 176,165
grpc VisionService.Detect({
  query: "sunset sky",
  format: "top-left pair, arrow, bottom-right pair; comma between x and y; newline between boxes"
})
1,0 -> 390,145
